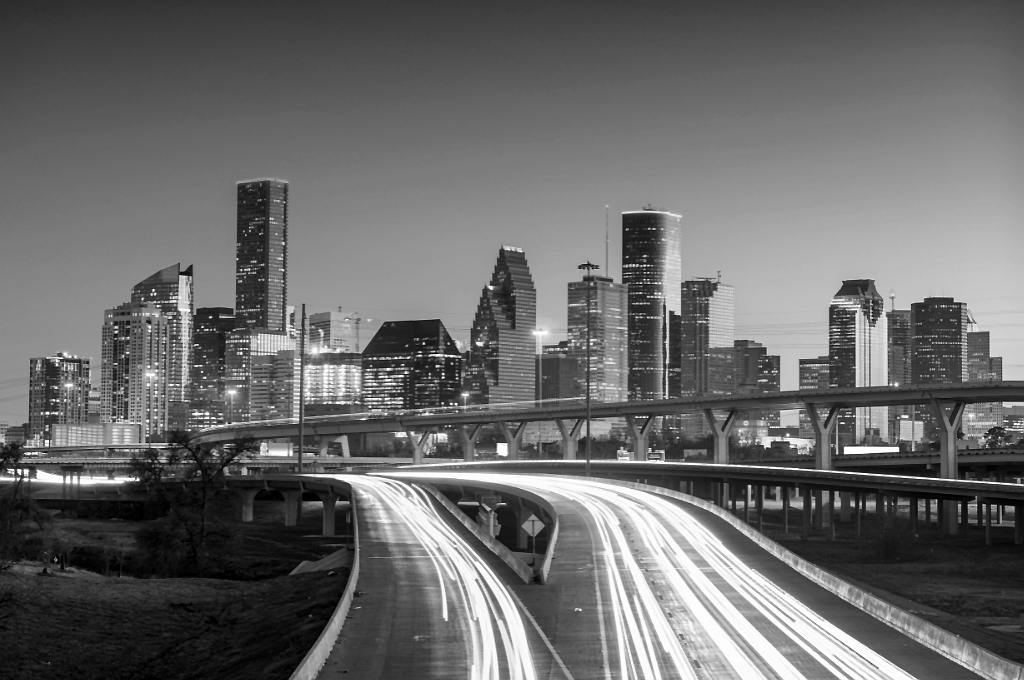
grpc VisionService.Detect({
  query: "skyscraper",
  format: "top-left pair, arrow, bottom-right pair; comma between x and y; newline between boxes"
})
964,330 -> 1003,441
235,179 -> 288,332
363,320 -> 462,411
132,263 -> 193,430
829,279 -> 888,445
190,307 -> 235,428
28,353 -> 90,441
678,277 -> 735,397
798,356 -> 831,439
733,340 -> 781,427
910,297 -> 970,385
100,303 -> 169,441
224,328 -> 294,422
567,274 -> 628,403
887,307 -> 913,432
466,247 -> 536,404
622,207 -> 682,400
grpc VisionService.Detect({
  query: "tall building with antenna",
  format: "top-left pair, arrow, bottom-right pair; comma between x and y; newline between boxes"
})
622,207 -> 682,400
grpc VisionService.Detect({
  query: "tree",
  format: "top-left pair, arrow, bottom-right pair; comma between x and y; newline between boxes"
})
129,431 -> 258,577
984,426 -> 1010,449
0,443 -> 47,569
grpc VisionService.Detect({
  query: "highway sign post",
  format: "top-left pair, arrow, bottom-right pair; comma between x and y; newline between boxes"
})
522,513 -> 544,566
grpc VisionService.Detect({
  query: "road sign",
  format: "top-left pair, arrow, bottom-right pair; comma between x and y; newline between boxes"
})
521,514 -> 544,537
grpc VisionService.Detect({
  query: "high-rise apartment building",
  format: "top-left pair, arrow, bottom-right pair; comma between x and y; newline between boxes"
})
363,320 -> 462,412
466,247 -> 536,404
910,297 -> 970,385
190,307 -> 235,428
622,208 -> 682,400
28,353 -> 91,441
678,277 -> 735,397
567,275 -> 628,403
236,179 -> 288,332
100,303 -> 169,441
829,280 -> 888,445
964,330 -> 1003,441
798,356 -> 831,439
132,263 -> 193,430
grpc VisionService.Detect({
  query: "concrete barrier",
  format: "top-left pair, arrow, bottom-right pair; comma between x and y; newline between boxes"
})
288,488 -> 361,680
418,484 -> 534,584
607,478 -> 1024,680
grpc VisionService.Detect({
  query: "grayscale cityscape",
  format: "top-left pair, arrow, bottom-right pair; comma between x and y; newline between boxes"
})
2,3 -> 1023,680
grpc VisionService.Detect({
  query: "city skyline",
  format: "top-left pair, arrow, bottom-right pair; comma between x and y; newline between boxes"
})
2,2 -> 1022,424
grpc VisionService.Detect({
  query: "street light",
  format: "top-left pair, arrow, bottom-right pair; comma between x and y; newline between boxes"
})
532,329 -> 547,404
461,391 -> 469,411
577,260 -> 599,477
226,389 -> 237,425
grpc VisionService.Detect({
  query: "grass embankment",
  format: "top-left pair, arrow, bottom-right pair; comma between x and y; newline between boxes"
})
755,502 -> 1024,664
1,500 -> 351,680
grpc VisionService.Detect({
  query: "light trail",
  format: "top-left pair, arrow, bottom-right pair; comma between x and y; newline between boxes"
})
346,476 -> 537,680
389,472 -> 924,680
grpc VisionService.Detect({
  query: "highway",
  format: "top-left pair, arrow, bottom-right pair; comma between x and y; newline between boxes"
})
351,471 -> 984,680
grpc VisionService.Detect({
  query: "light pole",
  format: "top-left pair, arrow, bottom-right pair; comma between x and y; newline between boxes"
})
578,261 -> 599,477
461,391 -> 469,411
532,329 -> 547,404
226,389 -> 237,425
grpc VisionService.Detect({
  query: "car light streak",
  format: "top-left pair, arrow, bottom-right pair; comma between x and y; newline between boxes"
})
393,472 -> 923,680
347,476 -> 537,680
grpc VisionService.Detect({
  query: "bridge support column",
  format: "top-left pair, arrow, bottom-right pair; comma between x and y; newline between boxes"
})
985,502 -> 993,546
807,404 -> 840,471
497,421 -> 527,461
910,498 -> 918,531
703,409 -> 738,465
283,490 -> 302,527
459,424 -> 483,462
925,497 -> 932,526
931,399 -> 966,536
317,492 -> 339,537
840,492 -> 851,522
240,488 -> 260,522
961,498 -> 970,537
756,485 -> 763,532
1015,504 -> 1023,545
828,490 -> 836,541
625,415 -> 656,461
404,429 -> 434,465
555,418 -> 584,461
782,489 -> 790,533
802,489 -> 812,540
855,493 -> 862,538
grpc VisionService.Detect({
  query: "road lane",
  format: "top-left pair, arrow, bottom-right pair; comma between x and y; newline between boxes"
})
385,471 -> 983,679
318,476 -> 542,679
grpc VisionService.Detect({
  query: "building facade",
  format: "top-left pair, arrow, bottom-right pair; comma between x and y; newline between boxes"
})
305,350 -> 362,407
622,208 -> 682,400
132,263 -> 193,430
911,297 -> 970,385
308,310 -> 381,354
567,275 -> 628,403
190,307 -> 236,428
100,303 -> 169,441
28,353 -> 91,441
798,356 -> 831,439
363,319 -> 462,412
466,247 -> 536,405
236,179 -> 288,332
964,330 -> 1004,441
829,280 -> 888,445
678,277 -> 735,397
224,328 -> 294,422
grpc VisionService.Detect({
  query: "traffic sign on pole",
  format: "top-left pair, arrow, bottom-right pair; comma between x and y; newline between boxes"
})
521,514 -> 544,537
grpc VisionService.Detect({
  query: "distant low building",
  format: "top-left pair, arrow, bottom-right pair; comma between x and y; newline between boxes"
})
52,423 -> 142,447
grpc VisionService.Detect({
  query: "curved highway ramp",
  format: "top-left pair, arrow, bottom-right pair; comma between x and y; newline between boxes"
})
310,472 -> 1013,680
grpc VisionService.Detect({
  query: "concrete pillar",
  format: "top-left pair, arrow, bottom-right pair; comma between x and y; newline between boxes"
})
925,497 -> 932,526
985,503 -> 993,546
828,490 -> 836,541
813,491 -> 823,532
802,490 -> 812,540
840,492 -> 851,522
806,403 -> 840,471
961,498 -> 970,536
743,485 -> 749,523
240,488 -> 260,522
910,498 -> 918,532
782,489 -> 790,533
405,429 -> 434,465
704,409 -> 738,464
978,499 -> 984,527
875,492 -> 884,522
855,492 -> 862,538
930,399 -> 966,536
283,490 -> 302,527
1015,504 -> 1023,545
319,492 -> 338,537
625,415 -> 656,461
497,421 -> 527,461
459,423 -> 483,462
555,418 -> 584,461
756,485 -> 763,532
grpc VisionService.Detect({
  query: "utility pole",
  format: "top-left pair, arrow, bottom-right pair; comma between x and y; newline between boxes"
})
298,303 -> 306,474
578,260 -> 600,477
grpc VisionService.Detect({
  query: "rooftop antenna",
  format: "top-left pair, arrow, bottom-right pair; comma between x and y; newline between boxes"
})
604,205 -> 609,278
889,291 -> 895,312
717,270 -> 721,284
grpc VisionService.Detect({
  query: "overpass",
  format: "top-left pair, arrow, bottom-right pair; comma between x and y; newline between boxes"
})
196,382 -> 1024,479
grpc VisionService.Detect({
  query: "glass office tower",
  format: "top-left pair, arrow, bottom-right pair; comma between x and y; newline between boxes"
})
363,319 -> 462,411
622,208 -> 682,400
678,277 -> 735,397
466,247 -> 536,405
567,275 -> 628,403
236,179 -> 288,332
190,307 -> 235,428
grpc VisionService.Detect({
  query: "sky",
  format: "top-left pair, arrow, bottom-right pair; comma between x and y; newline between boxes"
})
2,1 -> 1022,424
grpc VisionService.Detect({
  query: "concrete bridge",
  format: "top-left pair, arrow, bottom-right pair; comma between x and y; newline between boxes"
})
195,382 -> 1024,479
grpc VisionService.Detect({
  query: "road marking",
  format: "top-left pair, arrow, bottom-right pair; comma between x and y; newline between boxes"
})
507,588 -> 576,680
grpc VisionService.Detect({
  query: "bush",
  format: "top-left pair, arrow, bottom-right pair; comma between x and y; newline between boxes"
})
873,515 -> 918,563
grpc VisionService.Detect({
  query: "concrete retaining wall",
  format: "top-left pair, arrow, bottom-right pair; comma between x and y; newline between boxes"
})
288,488 -> 361,680
609,479 -> 1024,680
418,483 -> 535,584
